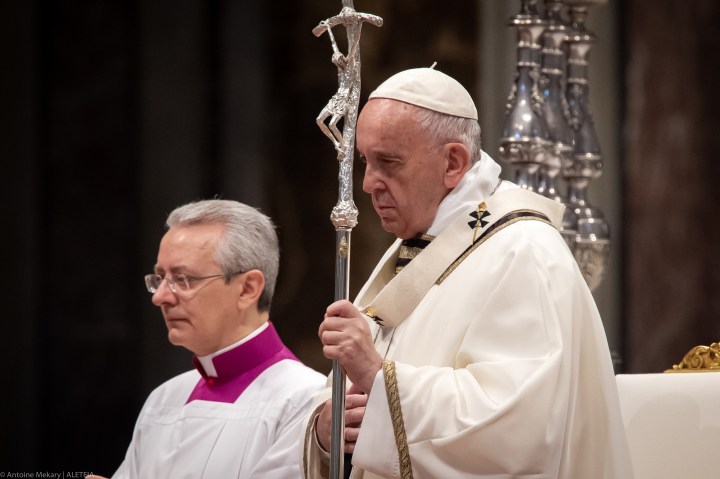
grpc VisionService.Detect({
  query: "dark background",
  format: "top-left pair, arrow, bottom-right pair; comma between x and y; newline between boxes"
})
2,0 -> 719,475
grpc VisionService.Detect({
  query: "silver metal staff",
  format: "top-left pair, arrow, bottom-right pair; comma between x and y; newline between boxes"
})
313,2 -> 381,478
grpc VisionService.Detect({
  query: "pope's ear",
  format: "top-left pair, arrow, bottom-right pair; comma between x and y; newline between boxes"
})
444,142 -> 470,189
236,270 -> 265,310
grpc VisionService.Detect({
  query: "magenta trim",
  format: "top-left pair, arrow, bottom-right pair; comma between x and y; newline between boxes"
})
186,322 -> 298,404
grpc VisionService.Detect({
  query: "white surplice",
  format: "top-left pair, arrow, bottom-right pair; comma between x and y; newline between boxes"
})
115,323 -> 326,479
303,152 -> 633,479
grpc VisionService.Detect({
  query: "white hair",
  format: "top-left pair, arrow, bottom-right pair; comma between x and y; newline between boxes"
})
414,107 -> 482,164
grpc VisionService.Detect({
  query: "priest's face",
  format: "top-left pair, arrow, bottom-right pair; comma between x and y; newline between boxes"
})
151,223 -> 244,356
357,99 -> 455,239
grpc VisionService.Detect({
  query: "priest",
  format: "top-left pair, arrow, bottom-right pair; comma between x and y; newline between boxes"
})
303,68 -> 633,478
93,199 -> 325,479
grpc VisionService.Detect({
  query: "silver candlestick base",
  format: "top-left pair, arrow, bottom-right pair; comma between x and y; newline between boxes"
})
565,179 -> 610,290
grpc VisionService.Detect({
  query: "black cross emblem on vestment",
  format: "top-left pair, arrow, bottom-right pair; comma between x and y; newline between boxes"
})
468,203 -> 491,242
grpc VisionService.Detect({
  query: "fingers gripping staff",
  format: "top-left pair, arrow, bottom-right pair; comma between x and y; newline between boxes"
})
320,300 -> 383,394
313,3 -> 382,478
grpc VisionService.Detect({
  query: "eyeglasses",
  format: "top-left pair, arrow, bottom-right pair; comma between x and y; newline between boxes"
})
144,272 -> 232,294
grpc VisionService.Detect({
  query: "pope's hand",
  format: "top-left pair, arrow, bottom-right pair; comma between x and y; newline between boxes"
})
319,300 -> 383,393
85,476 -> 108,479
316,383 -> 368,453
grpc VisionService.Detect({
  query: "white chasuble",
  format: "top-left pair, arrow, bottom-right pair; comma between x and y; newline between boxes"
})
115,322 -> 325,479
303,155 -> 633,479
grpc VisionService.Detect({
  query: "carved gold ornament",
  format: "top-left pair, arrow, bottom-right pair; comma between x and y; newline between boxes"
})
665,342 -> 720,372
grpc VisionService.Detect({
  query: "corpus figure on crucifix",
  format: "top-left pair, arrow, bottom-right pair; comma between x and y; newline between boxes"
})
316,21 -> 358,153
314,6 -> 382,156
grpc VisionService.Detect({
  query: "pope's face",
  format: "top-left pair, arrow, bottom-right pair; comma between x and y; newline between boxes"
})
151,223 -> 243,356
357,99 -> 452,239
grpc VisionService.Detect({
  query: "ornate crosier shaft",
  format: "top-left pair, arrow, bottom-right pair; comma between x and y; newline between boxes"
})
313,2 -> 381,478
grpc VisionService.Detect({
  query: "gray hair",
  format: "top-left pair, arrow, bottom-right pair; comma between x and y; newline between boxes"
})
414,107 -> 482,165
166,199 -> 279,312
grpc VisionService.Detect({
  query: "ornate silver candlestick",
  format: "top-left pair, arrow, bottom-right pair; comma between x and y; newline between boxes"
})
500,0 -> 610,291
561,0 -> 610,291
314,3 -> 382,478
499,0 -> 552,191
537,0 -> 574,202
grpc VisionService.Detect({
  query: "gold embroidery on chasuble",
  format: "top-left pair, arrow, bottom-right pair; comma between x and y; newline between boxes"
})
395,234 -> 434,274
383,360 -> 413,479
437,210 -> 553,284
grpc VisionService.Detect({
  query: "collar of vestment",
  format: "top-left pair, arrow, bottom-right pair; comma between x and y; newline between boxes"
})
427,150 -> 503,236
355,187 -> 565,328
186,321 -> 298,404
